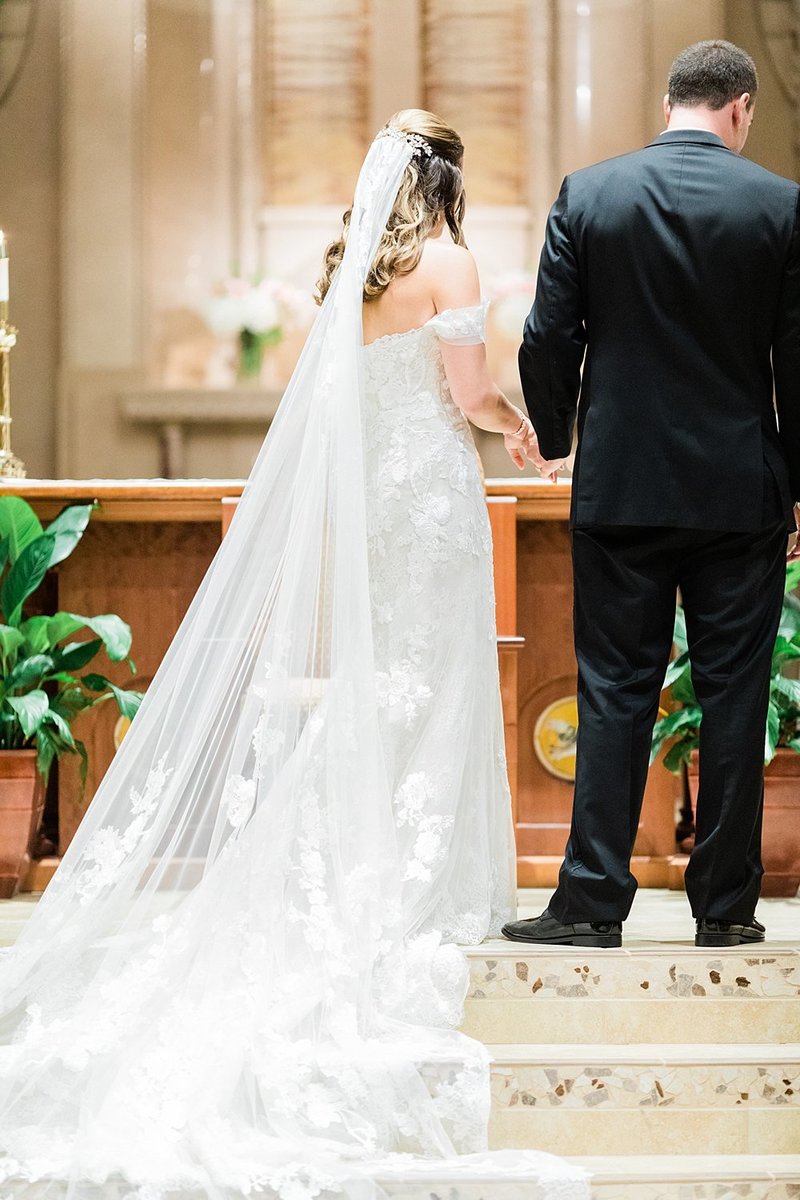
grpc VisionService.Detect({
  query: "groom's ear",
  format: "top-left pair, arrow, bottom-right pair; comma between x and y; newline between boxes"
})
663,95 -> 671,125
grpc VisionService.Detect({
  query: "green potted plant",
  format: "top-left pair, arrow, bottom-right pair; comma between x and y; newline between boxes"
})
0,496 -> 142,897
652,561 -> 800,895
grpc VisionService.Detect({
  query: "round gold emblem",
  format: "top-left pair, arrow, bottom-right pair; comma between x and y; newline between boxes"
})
533,696 -> 579,781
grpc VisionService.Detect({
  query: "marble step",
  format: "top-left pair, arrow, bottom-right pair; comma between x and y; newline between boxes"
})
487,1043 -> 800,1156
464,942 -> 800,1044
378,1155 -> 800,1199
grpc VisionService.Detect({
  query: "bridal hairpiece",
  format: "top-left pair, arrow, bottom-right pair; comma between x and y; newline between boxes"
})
378,125 -> 433,158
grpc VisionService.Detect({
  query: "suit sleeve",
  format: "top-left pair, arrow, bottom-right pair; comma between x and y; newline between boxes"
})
773,187 -> 800,502
518,175 -> 586,460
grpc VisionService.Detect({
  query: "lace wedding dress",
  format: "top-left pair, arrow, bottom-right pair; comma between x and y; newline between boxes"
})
0,131 -> 588,1200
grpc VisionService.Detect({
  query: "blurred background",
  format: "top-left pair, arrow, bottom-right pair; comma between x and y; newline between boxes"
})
0,0 -> 798,481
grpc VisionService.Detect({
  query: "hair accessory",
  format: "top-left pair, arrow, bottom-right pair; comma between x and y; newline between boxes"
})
378,126 -> 433,159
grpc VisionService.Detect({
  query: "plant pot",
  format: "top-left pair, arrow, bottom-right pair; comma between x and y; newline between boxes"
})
0,749 -> 44,899
686,747 -> 800,898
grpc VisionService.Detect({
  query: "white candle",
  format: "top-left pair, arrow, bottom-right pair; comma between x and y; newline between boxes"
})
0,231 -> 8,304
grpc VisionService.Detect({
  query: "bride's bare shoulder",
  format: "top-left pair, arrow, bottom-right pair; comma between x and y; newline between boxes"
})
421,239 -> 481,309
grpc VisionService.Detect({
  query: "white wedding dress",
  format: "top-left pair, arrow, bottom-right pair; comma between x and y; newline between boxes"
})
364,302 -> 515,945
0,132 -> 587,1200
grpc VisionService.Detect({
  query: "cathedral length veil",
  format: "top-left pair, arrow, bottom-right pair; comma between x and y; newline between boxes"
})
0,132 -> 587,1200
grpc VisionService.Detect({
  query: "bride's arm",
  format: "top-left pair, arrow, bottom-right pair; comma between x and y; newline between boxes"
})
431,247 -> 538,462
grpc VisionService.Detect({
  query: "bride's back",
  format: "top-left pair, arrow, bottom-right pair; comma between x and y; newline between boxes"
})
361,236 -> 465,346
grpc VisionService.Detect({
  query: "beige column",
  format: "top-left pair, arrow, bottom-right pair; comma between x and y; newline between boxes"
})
525,0 -> 558,258
369,0 -> 423,131
553,0 -> 725,183
58,0 -> 152,476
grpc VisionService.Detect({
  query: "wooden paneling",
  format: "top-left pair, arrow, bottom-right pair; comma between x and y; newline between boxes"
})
261,0 -> 371,205
514,516 -> 679,863
487,496 -> 517,635
423,0 -> 529,204
56,520 -> 221,851
17,480 -> 678,884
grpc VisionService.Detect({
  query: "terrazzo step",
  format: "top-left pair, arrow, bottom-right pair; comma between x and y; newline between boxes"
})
574,1155 -> 800,1200
378,1155 -> 800,1199
487,1043 -> 800,1156
464,942 -> 800,1044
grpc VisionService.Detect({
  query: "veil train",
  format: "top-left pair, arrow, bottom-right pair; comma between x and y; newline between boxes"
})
0,131 -> 588,1200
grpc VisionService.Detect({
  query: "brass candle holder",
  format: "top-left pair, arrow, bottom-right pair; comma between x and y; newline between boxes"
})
0,315 -> 26,479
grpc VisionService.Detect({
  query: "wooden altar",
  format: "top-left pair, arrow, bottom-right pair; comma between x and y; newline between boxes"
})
6,479 -> 680,890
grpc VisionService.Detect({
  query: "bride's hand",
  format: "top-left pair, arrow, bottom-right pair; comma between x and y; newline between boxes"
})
504,413 -> 538,471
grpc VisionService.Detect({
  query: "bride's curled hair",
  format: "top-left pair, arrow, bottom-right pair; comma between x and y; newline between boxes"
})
315,109 -> 466,304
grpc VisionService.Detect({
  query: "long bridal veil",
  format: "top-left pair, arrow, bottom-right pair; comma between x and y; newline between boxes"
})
0,132 -> 587,1199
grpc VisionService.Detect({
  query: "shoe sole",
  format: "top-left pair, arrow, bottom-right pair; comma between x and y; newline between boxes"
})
501,929 -> 622,948
695,932 -> 766,947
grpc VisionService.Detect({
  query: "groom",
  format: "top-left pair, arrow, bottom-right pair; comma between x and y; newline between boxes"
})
506,40 -> 800,949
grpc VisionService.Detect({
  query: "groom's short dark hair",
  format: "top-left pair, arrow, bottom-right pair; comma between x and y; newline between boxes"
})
668,40 -> 758,110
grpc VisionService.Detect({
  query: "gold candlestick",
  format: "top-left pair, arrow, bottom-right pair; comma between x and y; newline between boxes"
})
0,324 -> 26,479
0,227 -> 26,478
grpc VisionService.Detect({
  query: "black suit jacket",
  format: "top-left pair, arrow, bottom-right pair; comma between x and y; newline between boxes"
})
519,130 -> 800,531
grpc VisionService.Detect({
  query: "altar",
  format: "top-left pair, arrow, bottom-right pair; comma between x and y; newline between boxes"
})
8,478 -> 680,891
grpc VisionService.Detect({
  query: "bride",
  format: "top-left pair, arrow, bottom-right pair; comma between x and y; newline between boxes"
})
0,111 -> 587,1199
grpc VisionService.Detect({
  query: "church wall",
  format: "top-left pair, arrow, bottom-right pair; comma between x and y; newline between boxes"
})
0,1 -> 796,482
0,0 -> 61,478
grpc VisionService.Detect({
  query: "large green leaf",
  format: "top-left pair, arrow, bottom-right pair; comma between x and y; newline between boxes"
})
70,614 -> 131,661
772,636 -> 800,671
672,607 -> 688,653
1,534 -> 56,625
44,504 -> 95,568
34,719 -> 80,785
663,735 -> 698,774
4,654 -> 54,692
29,612 -> 132,662
786,560 -> 800,594
652,706 -> 702,739
50,638 -> 103,673
664,651 -> 690,690
6,688 -> 49,737
51,685 -> 96,722
765,699 -> 781,763
772,675 -> 800,707
0,497 -> 43,564
650,705 -> 702,766
779,593 -> 800,640
18,615 -> 52,655
671,668 -> 698,707
43,707 -> 75,748
82,672 -> 143,720
34,724 -> 59,782
0,623 -> 24,661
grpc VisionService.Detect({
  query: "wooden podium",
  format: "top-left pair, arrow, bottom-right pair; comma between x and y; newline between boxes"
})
10,479 -> 679,889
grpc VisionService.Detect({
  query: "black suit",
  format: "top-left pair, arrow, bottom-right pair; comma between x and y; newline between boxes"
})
519,130 -> 799,923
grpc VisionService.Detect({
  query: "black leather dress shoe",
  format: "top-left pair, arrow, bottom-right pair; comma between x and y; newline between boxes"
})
695,917 -> 766,947
501,908 -> 622,948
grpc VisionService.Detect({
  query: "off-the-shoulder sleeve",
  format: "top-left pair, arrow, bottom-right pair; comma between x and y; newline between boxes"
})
427,300 -> 489,346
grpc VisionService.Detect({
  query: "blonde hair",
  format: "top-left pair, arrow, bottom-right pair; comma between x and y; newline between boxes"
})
315,109 -> 466,305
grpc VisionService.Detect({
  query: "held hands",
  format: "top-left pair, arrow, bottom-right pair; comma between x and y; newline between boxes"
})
503,415 -> 537,471
504,411 -> 567,482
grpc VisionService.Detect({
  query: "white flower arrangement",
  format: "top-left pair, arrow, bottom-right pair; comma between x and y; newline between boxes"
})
200,275 -> 314,381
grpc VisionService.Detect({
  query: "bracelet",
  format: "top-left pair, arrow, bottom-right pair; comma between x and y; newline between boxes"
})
510,415 -> 528,439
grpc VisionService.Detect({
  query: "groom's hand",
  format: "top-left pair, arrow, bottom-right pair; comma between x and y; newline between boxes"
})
533,453 -> 568,483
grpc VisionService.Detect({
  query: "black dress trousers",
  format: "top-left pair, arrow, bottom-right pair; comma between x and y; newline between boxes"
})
548,472 -> 788,926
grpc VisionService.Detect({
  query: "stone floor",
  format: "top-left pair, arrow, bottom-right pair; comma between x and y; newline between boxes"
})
513,886 -> 800,948
3,885 -> 798,948
2,886 -> 799,1197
